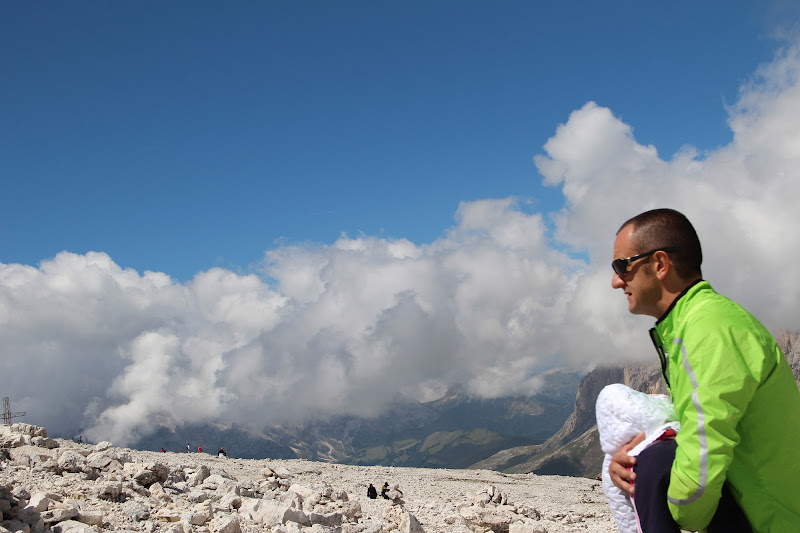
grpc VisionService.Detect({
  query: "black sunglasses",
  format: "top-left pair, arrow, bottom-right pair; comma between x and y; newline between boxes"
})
612,247 -> 679,277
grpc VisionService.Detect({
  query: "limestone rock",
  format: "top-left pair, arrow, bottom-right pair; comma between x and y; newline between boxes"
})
187,464 -> 210,486
384,505 -> 424,533
208,514 -> 241,533
10,424 -> 48,438
460,505 -> 520,533
41,505 -> 80,525
121,501 -> 149,522
30,437 -> 58,449
57,451 -> 88,474
125,462 -> 168,487
24,494 -> 51,513
76,510 -> 103,527
92,481 -> 122,500
50,520 -> 99,533
509,524 -> 547,533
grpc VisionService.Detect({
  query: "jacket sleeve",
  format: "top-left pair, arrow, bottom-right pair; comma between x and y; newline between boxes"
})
665,319 -> 763,530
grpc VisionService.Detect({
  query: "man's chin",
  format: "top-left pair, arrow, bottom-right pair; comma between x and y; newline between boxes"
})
629,303 -> 657,317
628,301 -> 644,315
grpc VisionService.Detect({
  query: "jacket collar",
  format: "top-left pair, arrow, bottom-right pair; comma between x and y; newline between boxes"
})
654,278 -> 705,326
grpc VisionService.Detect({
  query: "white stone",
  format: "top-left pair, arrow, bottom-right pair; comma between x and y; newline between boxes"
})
208,514 -> 241,533
186,490 -> 209,503
50,520 -> 98,533
187,465 -> 210,486
76,511 -> 103,527
154,508 -> 182,523
11,424 -> 47,438
460,505 -> 519,533
218,493 -> 242,510
148,482 -> 172,503
282,506 -> 311,527
287,484 -> 318,504
191,501 -> 213,521
201,474 -> 235,492
25,494 -> 51,513
85,453 -> 113,470
384,506 -> 425,533
509,524 -> 548,533
308,511 -> 343,527
57,451 -> 86,473
30,437 -> 58,449
182,512 -> 206,526
41,506 -> 79,524
269,465 -> 292,479
164,522 -> 191,533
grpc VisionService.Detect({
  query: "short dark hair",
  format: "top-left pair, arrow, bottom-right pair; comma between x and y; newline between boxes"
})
618,208 -> 703,280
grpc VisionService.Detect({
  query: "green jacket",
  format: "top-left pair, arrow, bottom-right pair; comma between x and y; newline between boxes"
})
650,281 -> 800,532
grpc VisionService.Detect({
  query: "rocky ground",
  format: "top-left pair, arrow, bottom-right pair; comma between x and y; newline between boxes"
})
1,424 -> 618,533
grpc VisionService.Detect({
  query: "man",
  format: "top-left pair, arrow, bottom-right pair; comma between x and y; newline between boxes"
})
609,208 -> 800,532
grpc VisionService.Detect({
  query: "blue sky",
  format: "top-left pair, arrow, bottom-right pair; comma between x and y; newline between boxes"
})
3,2 -> 800,442
1,1 -> 784,280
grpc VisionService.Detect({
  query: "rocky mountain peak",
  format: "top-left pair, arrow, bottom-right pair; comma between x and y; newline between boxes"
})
776,329 -> 800,382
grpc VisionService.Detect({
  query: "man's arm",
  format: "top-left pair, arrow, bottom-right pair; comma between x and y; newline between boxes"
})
609,432 -> 646,495
666,322 -> 763,530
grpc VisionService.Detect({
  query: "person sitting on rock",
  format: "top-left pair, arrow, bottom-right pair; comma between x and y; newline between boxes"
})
367,483 -> 377,499
218,447 -> 227,457
381,484 -> 405,504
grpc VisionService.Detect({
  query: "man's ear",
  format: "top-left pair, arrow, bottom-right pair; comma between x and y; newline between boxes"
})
652,250 -> 672,280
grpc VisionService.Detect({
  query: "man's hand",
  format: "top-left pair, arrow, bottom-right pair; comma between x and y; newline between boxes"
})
609,432 -> 646,496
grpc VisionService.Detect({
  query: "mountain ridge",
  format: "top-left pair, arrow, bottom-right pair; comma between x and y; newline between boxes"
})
478,329 -> 800,477
111,328 -> 800,477
128,368 -> 582,468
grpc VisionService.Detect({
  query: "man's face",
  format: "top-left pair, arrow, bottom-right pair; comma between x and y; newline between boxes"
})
611,225 -> 662,317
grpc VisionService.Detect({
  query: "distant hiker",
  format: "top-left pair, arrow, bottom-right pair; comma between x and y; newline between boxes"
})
187,443 -> 191,452
367,484 -> 377,499
161,448 -> 166,453
218,447 -> 227,457
77,436 -> 82,444
198,445 -> 203,453
379,483 -> 405,504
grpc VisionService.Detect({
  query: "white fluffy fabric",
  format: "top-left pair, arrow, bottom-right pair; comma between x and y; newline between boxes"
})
595,383 -> 680,533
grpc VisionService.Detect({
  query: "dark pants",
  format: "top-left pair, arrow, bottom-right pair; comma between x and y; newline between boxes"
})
633,440 -> 752,533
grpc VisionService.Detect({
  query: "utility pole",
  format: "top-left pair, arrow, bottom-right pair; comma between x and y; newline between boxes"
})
1,397 -> 26,425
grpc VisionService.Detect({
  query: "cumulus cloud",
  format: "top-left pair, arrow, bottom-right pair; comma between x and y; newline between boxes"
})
2,39 -> 800,445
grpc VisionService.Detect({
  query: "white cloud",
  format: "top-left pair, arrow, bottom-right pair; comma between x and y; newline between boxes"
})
535,39 -> 800,331
2,39 -> 800,445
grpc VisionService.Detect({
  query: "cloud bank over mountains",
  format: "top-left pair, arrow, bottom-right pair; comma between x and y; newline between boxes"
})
3,40 -> 800,446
